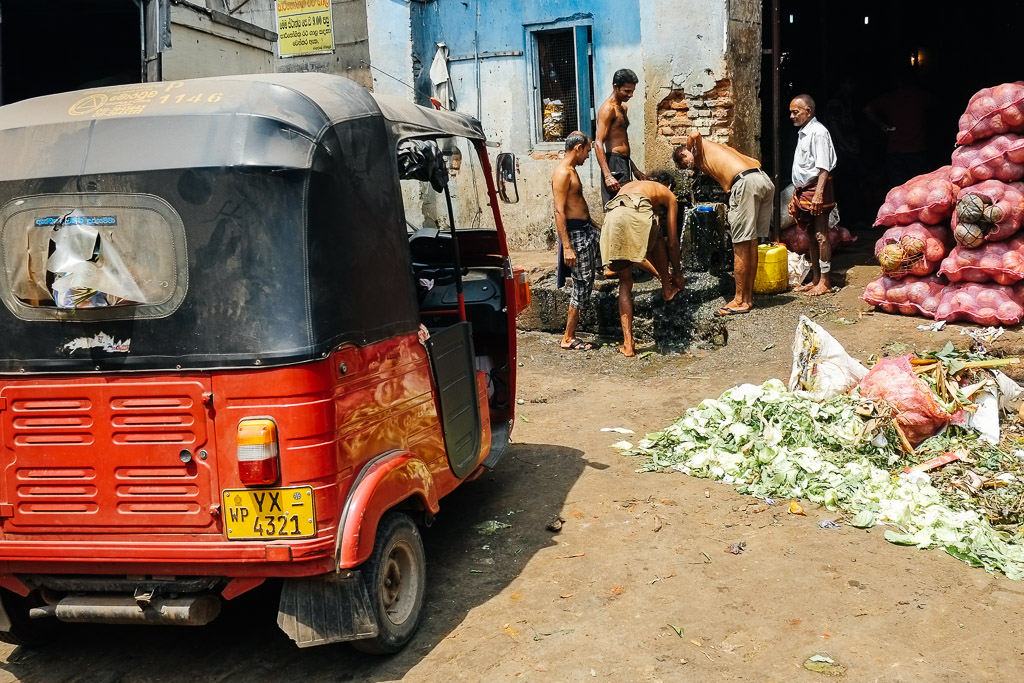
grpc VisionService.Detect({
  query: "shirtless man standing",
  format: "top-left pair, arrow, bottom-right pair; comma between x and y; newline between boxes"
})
596,68 -> 645,205
674,132 -> 774,315
601,173 -> 683,356
551,131 -> 599,351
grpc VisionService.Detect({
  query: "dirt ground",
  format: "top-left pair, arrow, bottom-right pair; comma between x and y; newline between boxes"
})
3,241 -> 1024,682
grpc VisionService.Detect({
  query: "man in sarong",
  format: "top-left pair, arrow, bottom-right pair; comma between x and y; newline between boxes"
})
601,173 -> 682,356
789,94 -> 838,296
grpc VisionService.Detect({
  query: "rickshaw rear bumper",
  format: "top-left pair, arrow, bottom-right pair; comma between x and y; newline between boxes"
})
0,536 -> 339,579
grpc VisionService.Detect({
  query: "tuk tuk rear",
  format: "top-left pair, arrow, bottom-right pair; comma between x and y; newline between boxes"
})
0,73 -> 525,652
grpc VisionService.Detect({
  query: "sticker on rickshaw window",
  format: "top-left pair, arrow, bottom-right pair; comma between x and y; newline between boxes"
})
0,193 -> 187,321
34,215 -> 117,227
223,486 -> 316,540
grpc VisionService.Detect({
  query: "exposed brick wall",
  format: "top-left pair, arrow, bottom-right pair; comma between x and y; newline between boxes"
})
656,79 -> 735,148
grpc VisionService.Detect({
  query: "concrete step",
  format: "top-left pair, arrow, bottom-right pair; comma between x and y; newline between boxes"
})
517,267 -> 730,350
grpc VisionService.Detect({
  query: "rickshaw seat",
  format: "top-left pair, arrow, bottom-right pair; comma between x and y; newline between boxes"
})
418,270 -> 503,332
408,227 -> 451,265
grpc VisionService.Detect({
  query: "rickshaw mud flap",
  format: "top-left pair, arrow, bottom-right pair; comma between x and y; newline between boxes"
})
277,571 -> 378,647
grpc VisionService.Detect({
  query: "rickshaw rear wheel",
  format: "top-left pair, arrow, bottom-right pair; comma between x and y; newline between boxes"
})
0,589 -> 61,646
350,511 -> 426,654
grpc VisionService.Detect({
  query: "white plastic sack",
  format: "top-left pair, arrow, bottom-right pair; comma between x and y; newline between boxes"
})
780,184 -> 796,229
968,391 -> 1000,445
788,251 -> 811,287
788,315 -> 869,401
970,393 -> 995,446
993,370 -> 1024,411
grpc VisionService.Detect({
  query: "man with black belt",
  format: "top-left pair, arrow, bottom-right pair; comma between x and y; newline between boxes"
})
674,131 -> 774,315
596,68 -> 645,205
552,131 -> 599,351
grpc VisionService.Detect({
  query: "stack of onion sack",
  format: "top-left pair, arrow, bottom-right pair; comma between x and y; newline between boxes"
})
937,82 -> 1024,325
863,82 -> 1024,326
862,167 -> 955,318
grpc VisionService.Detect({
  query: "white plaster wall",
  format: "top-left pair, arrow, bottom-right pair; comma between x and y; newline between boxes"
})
366,0 -> 414,98
638,0 -> 729,169
452,57 -> 559,247
639,0 -> 728,94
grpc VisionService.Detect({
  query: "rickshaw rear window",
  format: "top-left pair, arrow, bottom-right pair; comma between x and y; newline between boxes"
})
0,193 -> 187,321
401,136 -> 497,233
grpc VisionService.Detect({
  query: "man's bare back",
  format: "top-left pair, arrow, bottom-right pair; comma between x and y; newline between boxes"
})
616,179 -> 675,212
612,178 -> 681,282
682,135 -> 760,192
605,174 -> 683,357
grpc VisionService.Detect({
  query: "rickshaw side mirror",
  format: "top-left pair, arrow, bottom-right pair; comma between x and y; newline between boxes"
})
496,152 -> 519,204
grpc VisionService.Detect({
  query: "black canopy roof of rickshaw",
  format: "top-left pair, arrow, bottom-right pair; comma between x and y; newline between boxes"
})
371,93 -> 485,143
0,73 -> 484,373
0,73 -> 485,179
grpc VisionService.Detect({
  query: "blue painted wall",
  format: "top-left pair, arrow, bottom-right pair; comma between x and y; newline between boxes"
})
413,0 -> 642,106
412,0 -> 643,142
409,0 -> 646,247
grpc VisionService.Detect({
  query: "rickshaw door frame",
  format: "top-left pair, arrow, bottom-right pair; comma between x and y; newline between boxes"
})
441,183 -> 467,322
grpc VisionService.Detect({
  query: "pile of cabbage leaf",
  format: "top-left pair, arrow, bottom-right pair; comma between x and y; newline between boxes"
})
631,379 -> 1024,579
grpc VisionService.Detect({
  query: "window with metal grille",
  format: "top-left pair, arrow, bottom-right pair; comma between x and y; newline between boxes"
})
536,30 -> 578,141
528,24 -> 593,146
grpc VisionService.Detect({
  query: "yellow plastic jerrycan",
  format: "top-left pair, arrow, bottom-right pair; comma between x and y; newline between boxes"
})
753,243 -> 788,294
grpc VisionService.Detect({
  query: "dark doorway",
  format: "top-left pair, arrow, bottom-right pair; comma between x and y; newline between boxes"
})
1,0 -> 142,105
761,0 -> 1024,228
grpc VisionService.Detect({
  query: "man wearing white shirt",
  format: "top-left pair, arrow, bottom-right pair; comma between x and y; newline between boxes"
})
788,94 -> 838,296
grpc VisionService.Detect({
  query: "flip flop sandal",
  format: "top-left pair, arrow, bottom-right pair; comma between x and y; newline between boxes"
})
561,339 -> 595,351
715,307 -> 750,317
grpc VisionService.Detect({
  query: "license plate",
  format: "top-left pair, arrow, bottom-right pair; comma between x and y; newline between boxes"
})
222,486 -> 316,540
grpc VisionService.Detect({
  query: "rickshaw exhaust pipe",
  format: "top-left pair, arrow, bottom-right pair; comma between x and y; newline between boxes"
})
35,595 -> 221,626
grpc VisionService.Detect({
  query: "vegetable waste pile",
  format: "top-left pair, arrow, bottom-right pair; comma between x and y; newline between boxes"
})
629,318 -> 1024,579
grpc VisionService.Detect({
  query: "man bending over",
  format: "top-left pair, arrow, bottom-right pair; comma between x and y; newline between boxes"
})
674,132 -> 774,315
601,173 -> 683,356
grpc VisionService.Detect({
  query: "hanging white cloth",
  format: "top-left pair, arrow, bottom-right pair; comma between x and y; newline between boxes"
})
429,42 -> 456,110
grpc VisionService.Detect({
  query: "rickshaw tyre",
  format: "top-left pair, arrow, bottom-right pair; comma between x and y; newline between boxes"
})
0,589 -> 61,647
350,511 -> 426,655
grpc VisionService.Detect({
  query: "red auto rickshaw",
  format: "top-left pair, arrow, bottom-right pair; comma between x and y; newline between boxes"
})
0,73 -> 526,652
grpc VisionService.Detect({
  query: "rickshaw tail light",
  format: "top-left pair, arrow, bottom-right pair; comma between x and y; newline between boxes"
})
514,268 -> 531,314
236,419 -> 280,486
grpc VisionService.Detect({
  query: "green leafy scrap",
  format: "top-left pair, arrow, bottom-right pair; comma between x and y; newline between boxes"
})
629,379 -> 1024,580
